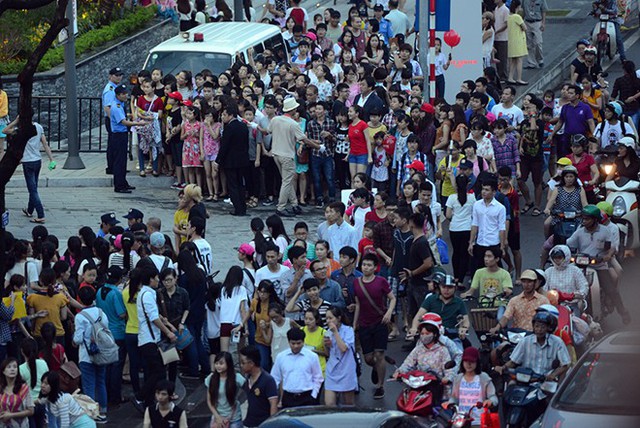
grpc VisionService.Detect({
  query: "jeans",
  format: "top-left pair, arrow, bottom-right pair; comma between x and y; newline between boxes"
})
310,155 -> 336,203
137,147 -> 159,172
139,342 -> 167,408
106,340 -> 126,404
22,160 -> 44,219
256,342 -> 272,371
79,362 -> 107,412
186,319 -> 210,375
125,333 -> 142,397
614,21 -> 626,60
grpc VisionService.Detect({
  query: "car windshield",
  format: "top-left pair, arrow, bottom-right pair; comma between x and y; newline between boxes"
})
556,352 -> 640,415
145,51 -> 231,76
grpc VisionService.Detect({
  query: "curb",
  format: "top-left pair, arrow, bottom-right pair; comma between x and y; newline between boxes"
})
6,173 -> 174,189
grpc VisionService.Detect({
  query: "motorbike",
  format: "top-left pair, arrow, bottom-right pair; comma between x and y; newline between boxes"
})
551,209 -> 581,246
395,370 -> 445,417
605,174 -> 640,255
433,402 -> 497,428
502,367 -> 558,428
570,252 -> 606,321
589,3 -> 618,65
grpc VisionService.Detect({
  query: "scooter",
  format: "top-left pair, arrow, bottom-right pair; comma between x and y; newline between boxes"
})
551,209 -> 581,246
605,174 -> 640,256
395,370 -> 444,417
433,402 -> 490,428
502,367 -> 558,428
570,253 -> 605,321
589,2 -> 618,65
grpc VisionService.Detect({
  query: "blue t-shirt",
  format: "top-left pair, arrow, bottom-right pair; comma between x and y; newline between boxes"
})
95,283 -> 127,341
243,370 -> 278,427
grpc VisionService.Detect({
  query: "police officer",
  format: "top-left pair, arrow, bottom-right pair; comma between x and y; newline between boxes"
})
123,208 -> 144,230
103,67 -> 124,174
111,85 -> 150,193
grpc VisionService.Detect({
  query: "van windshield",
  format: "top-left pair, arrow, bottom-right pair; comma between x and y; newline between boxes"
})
145,51 -> 231,76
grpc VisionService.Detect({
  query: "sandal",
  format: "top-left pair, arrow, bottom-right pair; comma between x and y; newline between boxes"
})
152,171 -> 160,177
205,196 -> 214,201
387,332 -> 399,341
30,218 -> 45,224
139,171 -> 146,177
22,208 -> 32,218
521,203 -> 534,215
531,208 -> 542,217
516,80 -> 529,86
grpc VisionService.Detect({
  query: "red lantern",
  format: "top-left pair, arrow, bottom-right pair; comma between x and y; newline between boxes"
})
443,30 -> 461,48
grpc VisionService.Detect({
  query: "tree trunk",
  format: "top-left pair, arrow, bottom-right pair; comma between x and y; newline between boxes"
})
0,0 -> 69,281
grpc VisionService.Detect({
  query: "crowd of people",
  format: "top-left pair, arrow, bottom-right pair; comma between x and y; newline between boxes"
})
1,0 -> 639,427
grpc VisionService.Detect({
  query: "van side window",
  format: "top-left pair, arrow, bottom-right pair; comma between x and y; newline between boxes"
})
252,43 -> 265,58
264,34 -> 286,58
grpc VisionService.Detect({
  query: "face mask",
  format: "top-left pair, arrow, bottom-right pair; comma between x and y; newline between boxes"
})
420,333 -> 434,345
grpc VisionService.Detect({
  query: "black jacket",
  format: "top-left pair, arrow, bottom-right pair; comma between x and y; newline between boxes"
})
353,92 -> 385,122
217,118 -> 250,168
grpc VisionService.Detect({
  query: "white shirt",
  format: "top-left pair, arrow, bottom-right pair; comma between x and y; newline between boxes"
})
471,198 -> 506,246
73,306 -> 109,364
21,123 -> 44,163
137,285 -> 161,345
326,221 -> 360,260
385,9 -> 410,37
270,347 -> 324,397
352,205 -> 371,239
205,300 -> 221,339
193,238 -> 213,275
254,264 -> 290,300
494,4 -> 510,42
148,254 -> 175,274
219,286 -> 249,325
491,104 -> 524,127
446,193 -> 476,232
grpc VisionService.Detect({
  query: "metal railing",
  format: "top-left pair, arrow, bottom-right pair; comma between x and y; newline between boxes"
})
8,96 -> 106,152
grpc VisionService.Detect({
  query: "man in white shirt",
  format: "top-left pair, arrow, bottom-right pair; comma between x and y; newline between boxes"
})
325,202 -> 360,261
270,328 -> 324,408
385,0 -> 410,37
494,0 -> 510,81
148,232 -> 175,274
254,244 -> 290,301
468,179 -> 507,276
135,265 -> 177,410
188,216 -> 213,276
491,86 -> 524,128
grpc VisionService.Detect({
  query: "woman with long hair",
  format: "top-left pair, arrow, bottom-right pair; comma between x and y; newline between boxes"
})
108,233 -> 140,274
122,267 -> 143,401
219,267 -> 249,353
313,241 -> 341,277
19,339 -> 48,428
265,215 -> 290,260
445,175 -> 476,286
177,248 -> 211,376
39,371 -> 96,428
205,279 -> 222,371
605,138 -> 640,181
4,240 -> 40,292
323,306 -> 356,406
363,34 -> 387,67
38,322 -> 67,373
347,105 -> 372,180
450,104 -> 469,144
249,280 -> 283,370
0,358 -> 34,428
206,352 -> 245,428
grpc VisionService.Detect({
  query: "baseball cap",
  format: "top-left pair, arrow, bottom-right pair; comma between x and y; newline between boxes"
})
150,232 -> 166,248
106,265 -> 124,285
405,160 -> 425,172
373,4 -> 384,11
462,346 -> 480,363
420,103 -> 435,114
305,31 -> 317,41
556,157 -> 572,166
114,84 -> 127,95
168,91 -> 183,101
236,243 -> 255,256
123,208 -> 144,220
100,212 -> 120,226
520,269 -> 538,281
109,67 -> 124,76
459,159 -> 473,170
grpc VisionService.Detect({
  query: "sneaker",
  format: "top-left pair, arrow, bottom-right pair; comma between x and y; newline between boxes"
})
292,205 -> 302,215
178,183 -> 187,190
262,198 -> 275,206
224,198 -> 232,204
170,182 -> 180,189
275,209 -> 295,217
130,397 -> 145,415
373,387 -> 385,399
315,200 -> 324,208
371,367 -> 379,385
95,415 -> 108,424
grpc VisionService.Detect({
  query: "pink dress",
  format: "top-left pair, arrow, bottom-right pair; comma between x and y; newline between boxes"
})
202,122 -> 221,161
182,121 -> 203,167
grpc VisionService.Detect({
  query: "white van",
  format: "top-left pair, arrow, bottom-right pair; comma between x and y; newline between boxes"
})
143,22 -> 289,76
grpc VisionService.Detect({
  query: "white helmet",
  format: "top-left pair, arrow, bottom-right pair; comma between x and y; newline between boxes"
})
618,136 -> 636,149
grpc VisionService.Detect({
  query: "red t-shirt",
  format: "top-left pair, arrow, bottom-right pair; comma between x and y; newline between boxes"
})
348,120 -> 369,155
382,135 -> 396,156
38,343 -> 66,372
567,153 -> 595,191
365,210 -> 386,223
353,276 -> 391,327
136,95 -> 164,113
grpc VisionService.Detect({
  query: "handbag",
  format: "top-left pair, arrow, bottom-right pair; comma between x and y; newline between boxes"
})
72,391 -> 100,419
158,340 -> 180,365
356,278 -> 385,316
436,238 -> 449,265
297,143 -> 309,164
59,361 -> 81,393
175,326 -> 194,351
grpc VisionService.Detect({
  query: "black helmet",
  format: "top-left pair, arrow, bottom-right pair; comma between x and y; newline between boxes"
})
532,311 -> 557,332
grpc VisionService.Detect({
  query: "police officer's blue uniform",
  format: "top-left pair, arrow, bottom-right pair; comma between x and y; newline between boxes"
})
110,97 -> 130,192
103,80 -> 117,173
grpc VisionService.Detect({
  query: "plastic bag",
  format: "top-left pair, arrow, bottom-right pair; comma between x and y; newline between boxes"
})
436,238 -> 449,264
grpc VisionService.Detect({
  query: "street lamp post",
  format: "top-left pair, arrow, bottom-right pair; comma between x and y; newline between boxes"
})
63,0 -> 84,170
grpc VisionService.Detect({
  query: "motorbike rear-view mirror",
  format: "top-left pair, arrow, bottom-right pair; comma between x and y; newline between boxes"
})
445,361 -> 456,370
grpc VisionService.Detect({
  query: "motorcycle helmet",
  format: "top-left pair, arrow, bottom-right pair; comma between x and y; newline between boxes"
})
570,134 -> 588,149
419,312 -> 442,330
534,269 -> 546,288
560,165 -> 578,176
606,101 -> 623,118
618,136 -> 636,149
556,157 -> 573,167
535,304 -> 559,333
581,204 -> 602,221
584,45 -> 597,55
532,310 -> 558,333
596,201 -> 613,217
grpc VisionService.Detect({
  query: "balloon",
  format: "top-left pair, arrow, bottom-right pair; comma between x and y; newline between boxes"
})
443,30 -> 461,48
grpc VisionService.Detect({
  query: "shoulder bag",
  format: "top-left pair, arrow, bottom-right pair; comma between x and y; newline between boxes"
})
356,278 -> 385,316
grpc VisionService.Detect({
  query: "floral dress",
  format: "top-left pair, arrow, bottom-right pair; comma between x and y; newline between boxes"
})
182,120 -> 203,167
202,122 -> 221,161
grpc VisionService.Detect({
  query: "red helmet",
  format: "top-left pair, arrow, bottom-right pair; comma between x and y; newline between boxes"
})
419,313 -> 442,330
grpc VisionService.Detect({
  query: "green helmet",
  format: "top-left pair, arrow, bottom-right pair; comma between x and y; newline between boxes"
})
596,201 -> 613,217
582,205 -> 602,220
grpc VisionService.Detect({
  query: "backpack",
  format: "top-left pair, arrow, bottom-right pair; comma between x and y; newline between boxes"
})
78,309 -> 119,366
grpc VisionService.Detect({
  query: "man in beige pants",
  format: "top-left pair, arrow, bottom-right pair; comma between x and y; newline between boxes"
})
268,97 -> 319,217
522,0 -> 548,69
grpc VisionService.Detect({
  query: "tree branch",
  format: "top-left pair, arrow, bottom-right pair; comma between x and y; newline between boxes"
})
0,0 -> 56,16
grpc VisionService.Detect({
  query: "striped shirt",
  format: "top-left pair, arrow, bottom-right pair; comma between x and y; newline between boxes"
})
509,333 -> 571,375
491,133 -> 520,172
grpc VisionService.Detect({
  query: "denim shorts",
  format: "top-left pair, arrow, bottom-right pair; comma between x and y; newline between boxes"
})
348,153 -> 368,165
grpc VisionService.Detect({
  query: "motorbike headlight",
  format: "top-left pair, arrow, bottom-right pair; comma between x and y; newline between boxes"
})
604,164 -> 614,175
612,196 -> 626,217
516,372 -> 532,383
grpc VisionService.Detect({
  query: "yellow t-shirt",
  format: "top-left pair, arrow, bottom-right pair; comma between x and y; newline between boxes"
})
302,326 -> 327,377
251,298 -> 271,346
438,156 -> 462,197
367,123 -> 388,141
3,292 -> 27,321
174,209 -> 190,246
122,287 -> 139,334
26,293 -> 69,337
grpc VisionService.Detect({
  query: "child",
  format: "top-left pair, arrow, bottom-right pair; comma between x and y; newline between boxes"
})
166,91 -> 184,189
399,68 -> 413,94
542,89 -> 555,109
3,274 -> 34,353
334,108 -> 351,190
291,41 -> 311,72
205,352 -> 245,428
173,190 -> 190,248
371,131 -> 390,192
447,347 -> 498,421
397,135 -> 428,195
367,108 -> 387,142
357,221 -> 376,267
143,380 -> 187,428
314,64 -> 334,102
202,108 -> 221,201
180,103 -> 203,187
78,264 -> 97,291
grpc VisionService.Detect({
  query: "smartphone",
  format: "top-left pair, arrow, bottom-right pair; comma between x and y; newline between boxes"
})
232,330 -> 241,343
